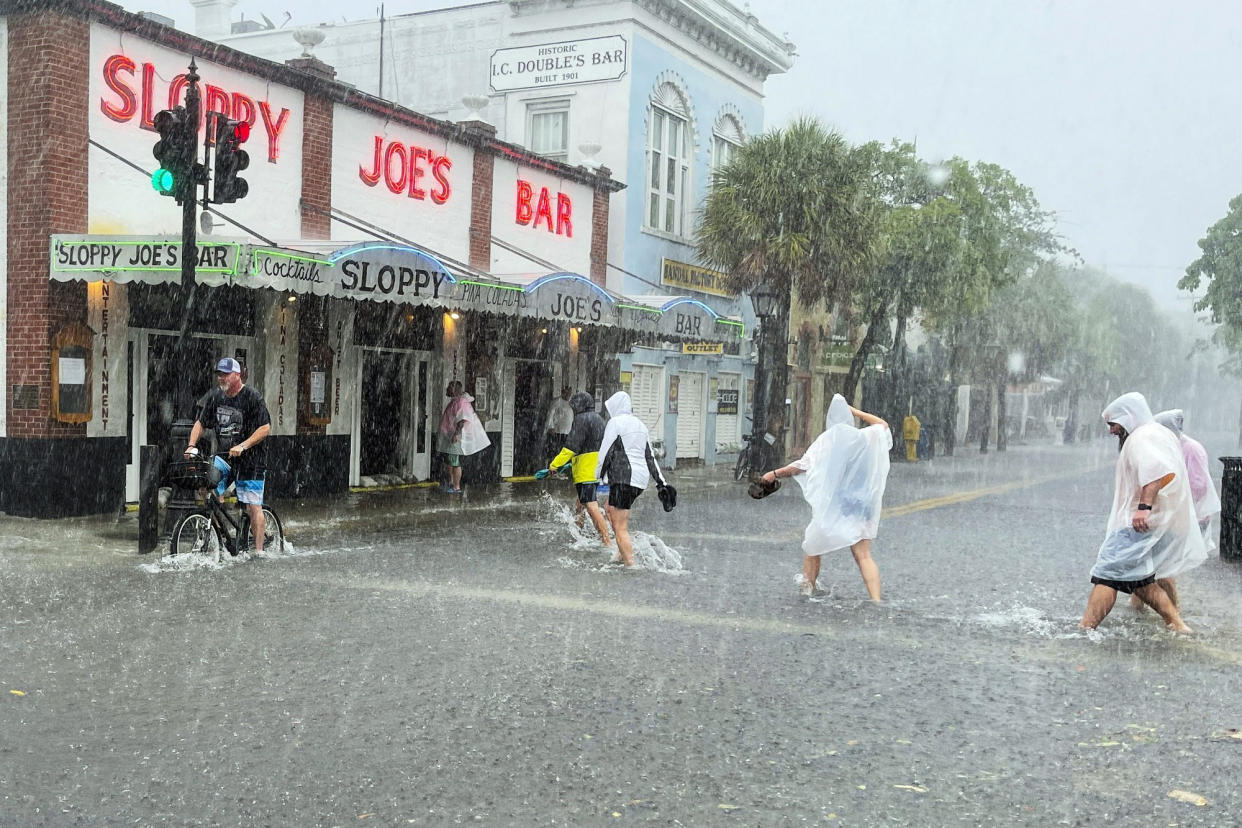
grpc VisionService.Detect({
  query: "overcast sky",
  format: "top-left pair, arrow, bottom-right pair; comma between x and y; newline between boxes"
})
124,0 -> 1242,306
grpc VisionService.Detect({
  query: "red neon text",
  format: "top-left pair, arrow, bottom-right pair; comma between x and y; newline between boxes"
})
516,179 -> 572,237
99,53 -> 291,164
359,136 -> 452,204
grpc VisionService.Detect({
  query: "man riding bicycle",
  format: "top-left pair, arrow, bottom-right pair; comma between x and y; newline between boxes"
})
185,357 -> 272,553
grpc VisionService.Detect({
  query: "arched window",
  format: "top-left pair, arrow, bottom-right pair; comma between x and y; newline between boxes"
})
711,112 -> 745,176
646,82 -> 693,237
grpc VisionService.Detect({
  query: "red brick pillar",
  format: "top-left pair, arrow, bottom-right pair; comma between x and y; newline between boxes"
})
294,83 -> 336,437
465,123 -> 496,272
589,167 -> 613,288
7,9 -> 91,438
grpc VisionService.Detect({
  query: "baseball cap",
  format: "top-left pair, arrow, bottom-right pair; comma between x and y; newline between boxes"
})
216,357 -> 242,374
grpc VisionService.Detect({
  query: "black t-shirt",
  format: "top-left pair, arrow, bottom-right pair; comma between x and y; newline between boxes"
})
198,385 -> 271,475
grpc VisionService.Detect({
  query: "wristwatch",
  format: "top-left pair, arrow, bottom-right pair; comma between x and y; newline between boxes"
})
1137,503 -> 1152,511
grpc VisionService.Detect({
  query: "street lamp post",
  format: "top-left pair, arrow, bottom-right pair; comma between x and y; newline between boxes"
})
749,281 -> 783,472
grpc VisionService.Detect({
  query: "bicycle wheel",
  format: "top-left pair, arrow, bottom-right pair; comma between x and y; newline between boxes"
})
170,512 -> 223,562
733,448 -> 750,482
243,507 -> 284,555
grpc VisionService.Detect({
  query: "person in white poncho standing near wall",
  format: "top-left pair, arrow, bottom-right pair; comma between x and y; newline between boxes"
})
1080,392 -> 1205,632
761,395 -> 892,601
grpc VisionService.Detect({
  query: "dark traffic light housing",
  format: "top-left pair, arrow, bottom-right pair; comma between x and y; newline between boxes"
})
212,117 -> 250,204
151,106 -> 196,204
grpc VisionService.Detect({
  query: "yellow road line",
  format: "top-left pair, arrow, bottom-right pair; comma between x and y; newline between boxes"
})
881,469 -> 1087,519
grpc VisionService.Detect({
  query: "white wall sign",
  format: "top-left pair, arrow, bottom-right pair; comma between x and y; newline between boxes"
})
490,35 -> 628,93
88,23 -> 304,239
50,236 -> 243,284
490,159 -> 593,276
331,106 -> 473,263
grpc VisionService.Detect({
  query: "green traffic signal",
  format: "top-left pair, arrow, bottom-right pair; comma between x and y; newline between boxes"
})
151,167 -> 175,194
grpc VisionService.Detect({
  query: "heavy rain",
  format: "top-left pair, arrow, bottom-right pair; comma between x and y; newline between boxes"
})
2,0 -> 1241,825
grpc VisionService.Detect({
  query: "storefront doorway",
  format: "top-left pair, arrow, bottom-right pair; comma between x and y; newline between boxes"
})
356,349 -> 432,483
510,358 -> 556,476
675,371 -> 706,460
126,330 -> 254,501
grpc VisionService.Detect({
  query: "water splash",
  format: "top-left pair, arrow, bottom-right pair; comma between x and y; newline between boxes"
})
539,492 -> 684,573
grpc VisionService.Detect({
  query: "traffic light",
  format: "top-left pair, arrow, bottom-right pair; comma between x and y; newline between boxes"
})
212,117 -> 250,204
151,106 -> 195,203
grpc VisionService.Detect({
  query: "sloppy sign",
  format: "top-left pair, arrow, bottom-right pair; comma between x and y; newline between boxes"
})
490,36 -> 628,93
326,242 -> 455,306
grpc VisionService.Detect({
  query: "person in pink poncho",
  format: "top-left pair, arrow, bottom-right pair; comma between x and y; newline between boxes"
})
1154,409 -> 1221,551
438,380 -> 490,494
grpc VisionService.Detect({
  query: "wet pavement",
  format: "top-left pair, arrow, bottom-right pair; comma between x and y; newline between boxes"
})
1,436 -> 1240,825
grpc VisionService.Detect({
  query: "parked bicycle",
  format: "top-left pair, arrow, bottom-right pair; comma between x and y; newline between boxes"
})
165,452 -> 284,561
734,417 -> 782,482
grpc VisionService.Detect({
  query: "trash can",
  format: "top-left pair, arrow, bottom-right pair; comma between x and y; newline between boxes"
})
1220,456 -> 1242,560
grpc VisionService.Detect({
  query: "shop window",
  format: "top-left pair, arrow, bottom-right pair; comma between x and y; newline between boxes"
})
646,83 -> 693,237
526,99 -> 570,162
52,322 -> 94,424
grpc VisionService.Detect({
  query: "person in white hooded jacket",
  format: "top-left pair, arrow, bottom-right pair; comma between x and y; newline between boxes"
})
761,395 -> 891,600
1081,392 -> 1203,632
596,391 -> 667,567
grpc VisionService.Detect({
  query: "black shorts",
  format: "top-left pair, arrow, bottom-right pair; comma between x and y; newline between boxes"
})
575,482 -> 598,504
608,484 -> 643,510
1090,575 -> 1157,595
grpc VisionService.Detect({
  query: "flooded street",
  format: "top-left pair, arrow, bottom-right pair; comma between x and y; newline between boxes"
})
2,439 -> 1239,825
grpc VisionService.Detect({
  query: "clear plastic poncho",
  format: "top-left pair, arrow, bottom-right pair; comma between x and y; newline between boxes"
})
1155,407 -> 1221,553
792,394 -> 893,556
1093,393 -> 1207,582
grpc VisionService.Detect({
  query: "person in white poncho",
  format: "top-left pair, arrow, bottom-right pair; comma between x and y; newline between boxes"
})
761,395 -> 892,600
1080,392 -> 1204,632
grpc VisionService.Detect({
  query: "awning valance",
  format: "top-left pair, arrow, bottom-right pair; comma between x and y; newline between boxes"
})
49,235 -> 743,341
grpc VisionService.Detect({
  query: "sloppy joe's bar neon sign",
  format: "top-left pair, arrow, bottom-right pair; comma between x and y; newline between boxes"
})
99,53 -> 292,164
359,136 -> 453,204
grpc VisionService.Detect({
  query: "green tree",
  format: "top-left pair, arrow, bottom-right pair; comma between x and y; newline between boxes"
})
697,118 -> 875,444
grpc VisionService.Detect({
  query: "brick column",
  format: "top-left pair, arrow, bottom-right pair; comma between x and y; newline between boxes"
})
464,122 -> 497,272
589,167 -> 613,288
7,9 -> 91,438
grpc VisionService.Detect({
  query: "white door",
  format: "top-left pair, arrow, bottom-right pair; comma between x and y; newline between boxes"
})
630,364 -> 664,436
676,371 -> 705,458
716,372 -> 741,448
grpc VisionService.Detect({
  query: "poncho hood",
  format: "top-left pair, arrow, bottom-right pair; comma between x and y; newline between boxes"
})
570,391 -> 595,415
826,394 -> 853,429
1154,408 -> 1185,435
1102,392 -> 1153,434
604,391 -> 633,418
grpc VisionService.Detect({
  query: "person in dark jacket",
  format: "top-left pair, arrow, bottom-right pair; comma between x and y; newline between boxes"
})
549,391 -> 613,549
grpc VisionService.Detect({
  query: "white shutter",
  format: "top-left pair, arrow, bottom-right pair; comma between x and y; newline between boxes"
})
630,364 -> 664,436
716,372 -> 740,447
501,359 -> 516,477
676,371 -> 704,458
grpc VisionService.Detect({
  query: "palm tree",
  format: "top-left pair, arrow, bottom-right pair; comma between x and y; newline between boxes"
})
697,118 -> 874,452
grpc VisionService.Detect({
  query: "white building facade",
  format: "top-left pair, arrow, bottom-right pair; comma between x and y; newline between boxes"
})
197,0 -> 795,468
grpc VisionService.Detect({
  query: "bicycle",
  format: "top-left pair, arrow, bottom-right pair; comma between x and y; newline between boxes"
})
165,453 -> 284,562
734,419 -> 783,482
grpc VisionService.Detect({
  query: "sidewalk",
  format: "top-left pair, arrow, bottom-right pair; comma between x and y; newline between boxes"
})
0,440 -> 1111,561
0,461 -> 740,561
